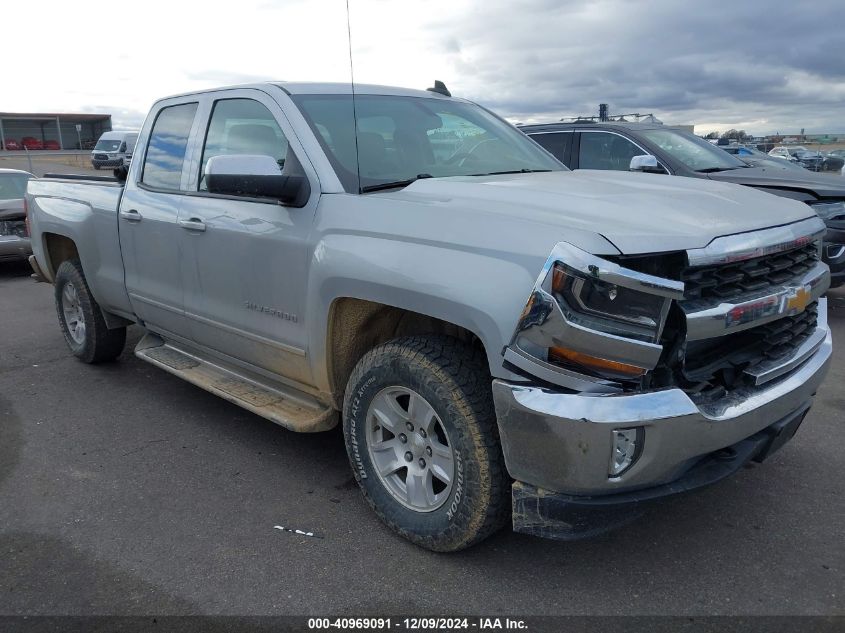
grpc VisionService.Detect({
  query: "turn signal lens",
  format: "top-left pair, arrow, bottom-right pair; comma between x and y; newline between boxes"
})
549,346 -> 646,378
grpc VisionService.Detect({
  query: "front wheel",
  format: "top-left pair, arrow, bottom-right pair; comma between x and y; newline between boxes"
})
54,259 -> 126,363
343,335 -> 510,551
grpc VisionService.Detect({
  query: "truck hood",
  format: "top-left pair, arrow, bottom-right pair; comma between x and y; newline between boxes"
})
394,170 -> 817,254
707,165 -> 845,198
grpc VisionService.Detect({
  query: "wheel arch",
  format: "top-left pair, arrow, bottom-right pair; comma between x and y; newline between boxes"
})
325,297 -> 489,410
41,232 -> 80,279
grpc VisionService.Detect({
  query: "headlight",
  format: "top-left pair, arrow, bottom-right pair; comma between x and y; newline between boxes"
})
507,242 -> 684,388
551,263 -> 667,342
809,201 -> 845,221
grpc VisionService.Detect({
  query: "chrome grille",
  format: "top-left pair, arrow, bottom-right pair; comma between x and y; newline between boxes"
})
683,302 -> 818,388
681,242 -> 819,301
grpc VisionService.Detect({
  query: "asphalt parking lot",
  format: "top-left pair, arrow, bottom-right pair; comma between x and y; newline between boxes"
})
1,260 -> 843,617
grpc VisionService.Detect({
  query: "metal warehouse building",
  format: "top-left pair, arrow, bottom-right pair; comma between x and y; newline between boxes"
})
0,112 -> 112,150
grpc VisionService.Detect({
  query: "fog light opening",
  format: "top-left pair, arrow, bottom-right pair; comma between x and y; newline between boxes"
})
610,428 -> 642,477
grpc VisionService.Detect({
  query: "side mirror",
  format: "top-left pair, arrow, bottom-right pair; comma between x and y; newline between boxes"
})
629,154 -> 665,173
205,154 -> 309,206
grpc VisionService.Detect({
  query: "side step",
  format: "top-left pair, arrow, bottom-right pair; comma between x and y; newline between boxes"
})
135,333 -> 337,432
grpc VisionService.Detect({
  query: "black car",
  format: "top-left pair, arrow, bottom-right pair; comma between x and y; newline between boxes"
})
520,121 -> 845,287
822,151 -> 845,173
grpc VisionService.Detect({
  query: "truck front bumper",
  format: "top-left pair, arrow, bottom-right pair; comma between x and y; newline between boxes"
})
492,300 -> 832,538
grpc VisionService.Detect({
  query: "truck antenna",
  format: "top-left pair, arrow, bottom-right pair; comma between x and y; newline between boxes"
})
346,0 -> 362,193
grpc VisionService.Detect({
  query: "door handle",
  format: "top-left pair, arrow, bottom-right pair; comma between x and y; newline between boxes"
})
119,208 -> 142,222
178,218 -> 206,232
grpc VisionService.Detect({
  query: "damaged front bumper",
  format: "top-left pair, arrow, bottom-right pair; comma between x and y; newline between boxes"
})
492,299 -> 832,540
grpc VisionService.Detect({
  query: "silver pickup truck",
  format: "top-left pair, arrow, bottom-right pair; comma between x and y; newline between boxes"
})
26,82 -> 832,551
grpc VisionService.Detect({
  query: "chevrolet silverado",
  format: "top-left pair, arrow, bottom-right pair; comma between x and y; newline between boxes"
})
26,82 -> 832,551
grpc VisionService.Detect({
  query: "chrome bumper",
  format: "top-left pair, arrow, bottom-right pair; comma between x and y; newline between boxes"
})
492,298 -> 832,496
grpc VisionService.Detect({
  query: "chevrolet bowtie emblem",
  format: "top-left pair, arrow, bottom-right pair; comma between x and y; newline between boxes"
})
786,285 -> 812,314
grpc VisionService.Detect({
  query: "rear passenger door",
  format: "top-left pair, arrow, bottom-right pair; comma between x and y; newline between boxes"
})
178,90 -> 320,386
119,99 -> 200,339
527,130 -> 574,167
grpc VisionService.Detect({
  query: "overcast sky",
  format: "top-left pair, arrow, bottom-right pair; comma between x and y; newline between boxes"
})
6,0 -> 844,135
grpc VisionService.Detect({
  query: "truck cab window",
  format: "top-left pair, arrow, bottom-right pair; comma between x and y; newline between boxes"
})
199,99 -> 291,191
141,102 -> 198,190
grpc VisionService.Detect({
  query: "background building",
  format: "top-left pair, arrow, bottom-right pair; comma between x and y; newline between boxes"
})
0,112 -> 112,150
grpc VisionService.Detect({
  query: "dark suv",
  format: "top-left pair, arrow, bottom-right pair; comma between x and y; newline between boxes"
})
520,121 -> 845,287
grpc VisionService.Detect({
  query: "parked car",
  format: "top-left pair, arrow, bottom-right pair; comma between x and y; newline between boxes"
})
722,145 -> 809,171
768,146 -> 802,162
521,121 -> 845,287
20,137 -> 44,150
821,152 -> 845,173
43,139 -> 61,150
27,82 -> 832,551
90,131 -> 138,170
768,146 -> 831,171
0,168 -> 34,261
2,139 -> 22,151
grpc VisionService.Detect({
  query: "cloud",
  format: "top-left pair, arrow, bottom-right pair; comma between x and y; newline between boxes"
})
3,0 -> 843,136
417,0 -> 845,133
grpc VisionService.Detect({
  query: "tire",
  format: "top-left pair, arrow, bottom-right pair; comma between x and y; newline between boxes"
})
343,335 -> 510,552
54,259 -> 126,363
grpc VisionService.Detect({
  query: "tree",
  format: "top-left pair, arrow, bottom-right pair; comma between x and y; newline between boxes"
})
720,129 -> 749,141
704,131 -> 720,139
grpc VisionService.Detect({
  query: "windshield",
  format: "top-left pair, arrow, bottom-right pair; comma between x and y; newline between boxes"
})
0,173 -> 31,200
639,128 -> 746,172
292,94 -> 564,192
94,139 -> 122,151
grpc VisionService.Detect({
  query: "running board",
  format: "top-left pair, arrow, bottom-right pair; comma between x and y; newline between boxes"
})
134,333 -> 337,432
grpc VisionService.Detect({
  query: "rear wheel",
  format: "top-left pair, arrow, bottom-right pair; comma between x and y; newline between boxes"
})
343,335 -> 509,551
54,259 -> 126,363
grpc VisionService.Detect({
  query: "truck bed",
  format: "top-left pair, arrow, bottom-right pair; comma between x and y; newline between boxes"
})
27,175 -> 132,318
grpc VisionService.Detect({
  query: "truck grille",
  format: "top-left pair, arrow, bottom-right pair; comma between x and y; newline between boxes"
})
94,154 -> 108,160
683,301 -> 818,390
681,242 -> 819,301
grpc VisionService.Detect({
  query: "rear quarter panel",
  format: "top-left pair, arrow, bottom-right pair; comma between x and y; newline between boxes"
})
27,179 -> 133,317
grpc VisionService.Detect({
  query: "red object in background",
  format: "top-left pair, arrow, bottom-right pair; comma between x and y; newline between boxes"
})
43,140 -> 61,150
21,137 -> 44,150
2,139 -> 22,150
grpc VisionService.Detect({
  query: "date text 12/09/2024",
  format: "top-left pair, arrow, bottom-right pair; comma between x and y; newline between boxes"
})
307,617 -> 528,630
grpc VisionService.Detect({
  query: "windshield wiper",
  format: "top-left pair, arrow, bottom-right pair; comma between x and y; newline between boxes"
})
360,174 -> 433,193
694,166 -> 741,173
470,168 -> 553,176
